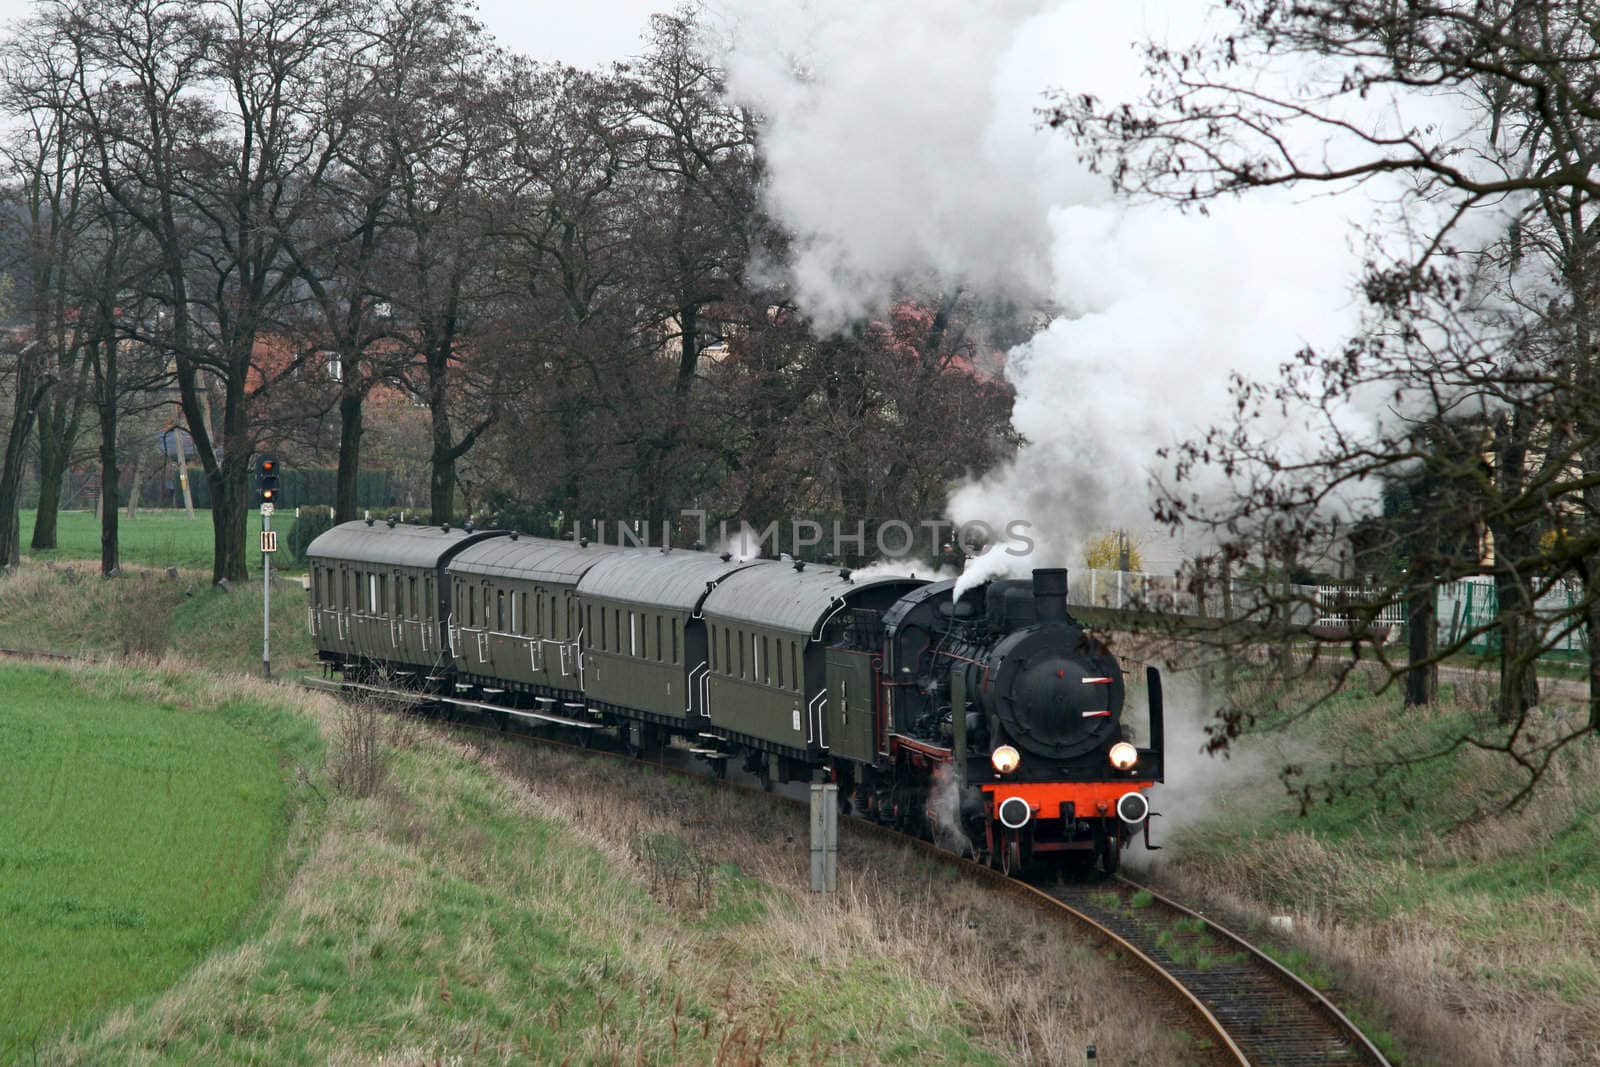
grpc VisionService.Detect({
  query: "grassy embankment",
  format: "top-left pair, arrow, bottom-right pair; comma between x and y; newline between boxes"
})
0,666 -> 319,1062
3,527 -> 1199,1064
1147,668 -> 1600,1066
8,660 -> 1196,1065
1,510 -> 314,674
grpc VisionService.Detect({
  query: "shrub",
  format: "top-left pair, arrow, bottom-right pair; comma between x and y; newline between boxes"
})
287,506 -> 336,562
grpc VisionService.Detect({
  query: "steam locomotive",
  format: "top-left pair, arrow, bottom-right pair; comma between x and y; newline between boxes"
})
306,521 -> 1164,874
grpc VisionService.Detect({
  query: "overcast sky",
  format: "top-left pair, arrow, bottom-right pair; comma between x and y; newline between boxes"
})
0,0 -> 673,70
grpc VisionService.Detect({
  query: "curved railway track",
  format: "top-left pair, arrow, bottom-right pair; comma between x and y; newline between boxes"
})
1023,876 -> 1388,1066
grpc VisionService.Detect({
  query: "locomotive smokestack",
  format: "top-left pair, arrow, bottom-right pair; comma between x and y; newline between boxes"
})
1032,568 -> 1068,623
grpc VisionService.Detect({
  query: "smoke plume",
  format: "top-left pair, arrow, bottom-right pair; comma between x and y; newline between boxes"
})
713,1 -> 1460,570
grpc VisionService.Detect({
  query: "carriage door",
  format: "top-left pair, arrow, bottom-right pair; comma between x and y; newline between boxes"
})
684,618 -> 710,723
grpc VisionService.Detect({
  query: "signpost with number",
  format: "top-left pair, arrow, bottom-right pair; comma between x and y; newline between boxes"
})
257,457 -> 280,679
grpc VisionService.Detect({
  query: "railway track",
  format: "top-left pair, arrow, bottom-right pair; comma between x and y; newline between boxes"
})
1024,876 -> 1388,1066
294,673 -> 1392,1066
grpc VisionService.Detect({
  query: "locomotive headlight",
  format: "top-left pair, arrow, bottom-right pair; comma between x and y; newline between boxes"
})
1108,741 -> 1139,771
990,745 -> 1021,774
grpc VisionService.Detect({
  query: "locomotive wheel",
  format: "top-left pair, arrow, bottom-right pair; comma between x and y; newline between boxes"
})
999,833 -> 1023,877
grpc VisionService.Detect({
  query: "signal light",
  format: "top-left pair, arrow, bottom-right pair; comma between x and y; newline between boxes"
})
256,454 -> 280,506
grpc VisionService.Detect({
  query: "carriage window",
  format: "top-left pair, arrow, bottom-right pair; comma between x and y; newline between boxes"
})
761,636 -> 770,684
519,592 -> 528,635
629,611 -> 637,656
671,619 -> 680,664
791,643 -> 800,691
655,617 -> 663,662
368,573 -> 378,613
535,591 -> 545,635
710,626 -> 718,671
407,576 -> 417,618
497,590 -> 506,631
601,607 -> 609,651
424,576 -> 434,618
737,630 -> 746,679
722,628 -> 731,675
468,585 -> 477,626
776,640 -> 784,688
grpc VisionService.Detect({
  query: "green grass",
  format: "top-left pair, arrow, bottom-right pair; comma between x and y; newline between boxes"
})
0,665 -> 318,1061
20,507 -> 292,573
0,563 -> 316,674
41,705 -> 1019,1065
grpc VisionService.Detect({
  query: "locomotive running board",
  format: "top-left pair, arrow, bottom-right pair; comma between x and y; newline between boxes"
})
303,677 -> 603,729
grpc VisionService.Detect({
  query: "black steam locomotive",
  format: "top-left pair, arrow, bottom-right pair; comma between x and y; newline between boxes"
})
307,521 -> 1165,873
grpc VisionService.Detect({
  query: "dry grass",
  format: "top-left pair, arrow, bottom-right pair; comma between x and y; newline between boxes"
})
480,738 -> 1198,1065
1144,667 -> 1600,1066
25,664 -> 1201,1065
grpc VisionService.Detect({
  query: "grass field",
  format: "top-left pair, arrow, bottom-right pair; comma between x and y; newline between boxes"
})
0,562 -> 317,674
1149,670 -> 1600,1065
20,508 -> 285,573
0,665 -> 320,1061
10,663 -> 1192,1064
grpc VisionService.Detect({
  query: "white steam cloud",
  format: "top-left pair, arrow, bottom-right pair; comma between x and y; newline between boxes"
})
714,1 -> 1465,573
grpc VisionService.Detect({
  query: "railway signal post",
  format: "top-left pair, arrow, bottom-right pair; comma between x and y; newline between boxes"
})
257,456 -> 279,679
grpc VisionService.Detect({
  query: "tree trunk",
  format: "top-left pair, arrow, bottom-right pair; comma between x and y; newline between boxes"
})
1405,574 -> 1437,706
98,391 -> 119,576
335,385 -> 364,522
1581,551 -> 1600,733
0,348 -> 48,569
206,462 -> 249,584
31,414 -> 69,550
1490,415 -> 1540,723
428,354 -> 455,523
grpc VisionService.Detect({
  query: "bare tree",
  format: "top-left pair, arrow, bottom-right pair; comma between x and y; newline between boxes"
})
57,0 -> 365,582
0,16 -> 96,564
1052,0 -> 1600,803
